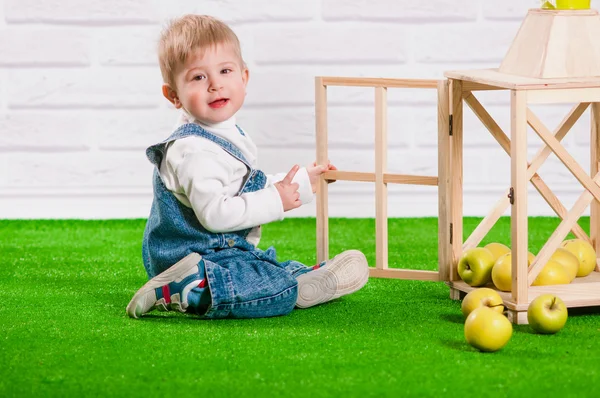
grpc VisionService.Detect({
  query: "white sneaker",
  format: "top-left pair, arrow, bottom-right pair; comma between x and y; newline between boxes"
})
295,250 -> 369,308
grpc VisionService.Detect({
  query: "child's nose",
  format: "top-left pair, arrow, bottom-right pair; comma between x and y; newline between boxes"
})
208,78 -> 223,92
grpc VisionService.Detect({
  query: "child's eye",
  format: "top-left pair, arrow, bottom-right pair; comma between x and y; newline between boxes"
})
221,68 -> 232,74
192,75 -> 205,81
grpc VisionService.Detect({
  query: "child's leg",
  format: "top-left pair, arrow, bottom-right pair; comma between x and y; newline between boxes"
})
201,249 -> 298,319
251,247 -> 370,309
294,250 -> 370,308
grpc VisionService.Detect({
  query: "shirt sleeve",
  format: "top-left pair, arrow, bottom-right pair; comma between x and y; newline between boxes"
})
266,167 -> 314,205
170,148 -> 285,233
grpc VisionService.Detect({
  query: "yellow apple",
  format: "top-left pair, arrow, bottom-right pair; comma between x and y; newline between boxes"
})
527,294 -> 568,334
484,242 -> 510,262
561,239 -> 597,277
461,288 -> 504,318
457,248 -> 495,286
464,307 -> 512,352
491,253 -> 512,292
491,251 -> 536,292
532,260 -> 571,286
549,248 -> 579,282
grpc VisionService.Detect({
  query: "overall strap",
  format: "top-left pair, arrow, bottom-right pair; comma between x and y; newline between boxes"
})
146,123 -> 252,168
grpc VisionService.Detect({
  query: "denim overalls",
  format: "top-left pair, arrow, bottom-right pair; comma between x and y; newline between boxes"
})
142,123 -> 311,318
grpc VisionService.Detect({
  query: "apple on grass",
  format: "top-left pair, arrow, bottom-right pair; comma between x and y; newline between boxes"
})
527,294 -> 568,334
561,239 -> 597,277
458,248 -> 495,286
464,307 -> 513,352
461,288 -> 504,318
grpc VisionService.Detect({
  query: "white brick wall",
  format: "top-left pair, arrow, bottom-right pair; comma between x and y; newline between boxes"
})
2,0 -> 595,219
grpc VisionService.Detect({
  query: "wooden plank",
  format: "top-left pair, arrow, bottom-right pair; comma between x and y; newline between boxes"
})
369,268 -> 439,281
449,273 -> 600,312
463,194 -> 511,251
528,109 -> 600,204
450,79 -> 464,281
528,172 -> 600,285
384,174 -> 437,185
375,86 -> 388,270
511,90 -> 529,305
461,81 -> 504,92
445,69 -> 600,90
321,171 -> 437,185
315,77 -> 329,263
321,76 -> 439,89
438,79 -> 451,282
527,88 -> 600,104
593,103 -> 600,272
530,174 -> 591,243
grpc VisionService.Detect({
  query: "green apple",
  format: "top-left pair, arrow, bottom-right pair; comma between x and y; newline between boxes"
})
457,248 -> 495,286
527,294 -> 568,334
561,239 -> 597,277
491,251 -> 536,292
549,248 -> 579,282
532,260 -> 571,286
461,288 -> 504,318
484,242 -> 511,262
464,307 -> 513,352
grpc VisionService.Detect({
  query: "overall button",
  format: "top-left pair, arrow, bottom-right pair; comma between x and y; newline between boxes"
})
227,239 -> 235,247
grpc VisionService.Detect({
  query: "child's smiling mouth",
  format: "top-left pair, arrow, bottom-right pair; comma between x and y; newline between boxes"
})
209,98 -> 229,108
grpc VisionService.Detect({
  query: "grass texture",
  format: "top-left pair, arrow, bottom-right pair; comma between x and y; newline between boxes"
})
1,217 -> 600,397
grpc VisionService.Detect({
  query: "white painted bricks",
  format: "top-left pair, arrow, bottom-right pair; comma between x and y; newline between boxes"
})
0,0 -> 590,218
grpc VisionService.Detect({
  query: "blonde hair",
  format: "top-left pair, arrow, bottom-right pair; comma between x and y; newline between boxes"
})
158,15 -> 244,89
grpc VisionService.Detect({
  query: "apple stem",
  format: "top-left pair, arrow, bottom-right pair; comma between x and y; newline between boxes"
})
550,296 -> 556,310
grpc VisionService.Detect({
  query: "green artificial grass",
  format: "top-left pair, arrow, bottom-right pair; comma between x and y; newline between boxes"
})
1,217 -> 600,397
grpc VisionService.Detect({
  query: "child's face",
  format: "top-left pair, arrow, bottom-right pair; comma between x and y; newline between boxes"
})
166,43 -> 248,124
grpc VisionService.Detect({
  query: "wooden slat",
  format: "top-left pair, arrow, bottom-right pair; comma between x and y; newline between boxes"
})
321,170 -> 437,185
528,109 -> 600,204
461,81 -> 504,92
437,80 -> 451,282
593,104 -> 600,272
321,76 -> 439,89
450,79 -> 464,281
528,172 -> 600,285
511,90 -> 529,305
449,272 -> 600,313
375,86 -> 388,270
384,174 -> 437,185
466,95 -> 589,242
445,68 -> 600,90
462,99 -> 590,250
527,88 -> 600,104
369,268 -> 439,281
530,174 -> 591,243
315,77 -> 329,263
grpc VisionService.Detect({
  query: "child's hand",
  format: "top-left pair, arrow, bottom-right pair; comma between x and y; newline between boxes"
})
307,161 -> 337,193
275,165 -> 302,211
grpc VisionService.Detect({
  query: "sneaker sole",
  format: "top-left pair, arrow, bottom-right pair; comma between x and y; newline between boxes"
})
295,250 -> 369,308
126,252 -> 202,319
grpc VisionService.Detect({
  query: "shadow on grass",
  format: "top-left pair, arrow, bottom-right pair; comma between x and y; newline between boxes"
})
439,338 -> 473,352
440,313 -> 463,324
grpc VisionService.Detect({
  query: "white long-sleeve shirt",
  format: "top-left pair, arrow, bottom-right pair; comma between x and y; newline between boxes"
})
158,111 -> 313,246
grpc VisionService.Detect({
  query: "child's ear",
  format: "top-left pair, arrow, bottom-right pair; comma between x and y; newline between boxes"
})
242,68 -> 249,88
162,85 -> 182,108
